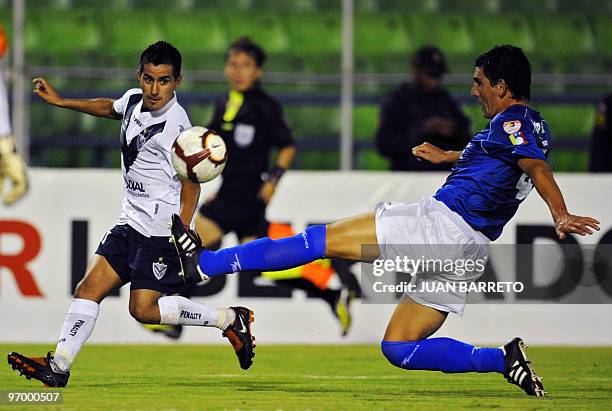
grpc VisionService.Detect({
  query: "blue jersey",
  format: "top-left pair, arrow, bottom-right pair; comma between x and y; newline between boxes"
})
434,104 -> 551,240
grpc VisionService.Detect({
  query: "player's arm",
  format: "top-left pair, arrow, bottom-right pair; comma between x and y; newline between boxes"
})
274,145 -> 296,170
259,145 -> 295,204
259,99 -> 296,204
32,77 -> 121,119
519,157 -> 600,239
412,142 -> 461,164
178,179 -> 201,226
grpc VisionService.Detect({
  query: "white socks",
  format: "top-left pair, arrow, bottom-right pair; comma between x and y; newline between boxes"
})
158,296 -> 235,330
53,299 -> 100,372
51,297 -> 235,373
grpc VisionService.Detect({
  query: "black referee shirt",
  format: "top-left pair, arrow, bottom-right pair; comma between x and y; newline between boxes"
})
208,85 -> 294,201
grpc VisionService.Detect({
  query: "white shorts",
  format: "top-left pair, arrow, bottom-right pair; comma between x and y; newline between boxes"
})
374,197 -> 490,315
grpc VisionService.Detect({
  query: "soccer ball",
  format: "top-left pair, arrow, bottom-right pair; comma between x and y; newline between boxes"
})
171,126 -> 227,183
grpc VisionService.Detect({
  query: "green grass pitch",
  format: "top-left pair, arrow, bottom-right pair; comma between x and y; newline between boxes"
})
1,344 -> 611,409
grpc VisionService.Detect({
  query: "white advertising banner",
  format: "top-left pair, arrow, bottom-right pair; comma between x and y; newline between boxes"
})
0,169 -> 611,345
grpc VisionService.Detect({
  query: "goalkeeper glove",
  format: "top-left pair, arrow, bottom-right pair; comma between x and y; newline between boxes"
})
0,135 -> 28,205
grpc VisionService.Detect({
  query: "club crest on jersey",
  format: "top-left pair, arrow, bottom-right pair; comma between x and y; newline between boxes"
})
509,131 -> 528,145
152,257 -> 167,280
234,123 -> 255,148
503,120 -> 521,134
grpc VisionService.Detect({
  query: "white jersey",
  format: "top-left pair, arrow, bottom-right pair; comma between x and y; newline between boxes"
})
113,88 -> 191,237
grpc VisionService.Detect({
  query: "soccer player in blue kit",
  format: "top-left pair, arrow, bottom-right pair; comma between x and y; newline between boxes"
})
170,45 -> 600,396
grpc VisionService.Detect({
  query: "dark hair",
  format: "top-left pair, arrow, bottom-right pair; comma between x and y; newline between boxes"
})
225,37 -> 266,68
474,44 -> 531,101
412,45 -> 447,78
139,41 -> 182,78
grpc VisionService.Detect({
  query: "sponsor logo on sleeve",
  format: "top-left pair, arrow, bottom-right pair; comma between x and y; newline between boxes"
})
509,131 -> 528,145
503,120 -> 522,134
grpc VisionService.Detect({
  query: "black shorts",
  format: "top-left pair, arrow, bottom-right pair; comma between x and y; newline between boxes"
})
200,198 -> 268,240
95,224 -> 187,294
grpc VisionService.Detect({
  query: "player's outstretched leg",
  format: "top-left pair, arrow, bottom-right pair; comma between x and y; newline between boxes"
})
333,288 -> 355,337
381,299 -> 545,397
502,337 -> 546,397
156,295 -> 256,370
222,307 -> 256,370
7,352 -> 70,387
274,278 -> 355,337
381,337 -> 546,397
170,213 -> 327,284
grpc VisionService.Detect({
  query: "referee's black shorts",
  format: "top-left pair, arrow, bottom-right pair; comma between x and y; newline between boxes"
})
199,198 -> 269,240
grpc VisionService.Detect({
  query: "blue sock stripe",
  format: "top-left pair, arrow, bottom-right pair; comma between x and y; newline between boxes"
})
381,338 -> 505,374
199,225 -> 327,277
304,224 -> 327,258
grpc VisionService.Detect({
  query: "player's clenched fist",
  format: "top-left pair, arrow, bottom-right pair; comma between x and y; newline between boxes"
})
412,141 -> 458,164
32,77 -> 64,106
0,136 -> 28,205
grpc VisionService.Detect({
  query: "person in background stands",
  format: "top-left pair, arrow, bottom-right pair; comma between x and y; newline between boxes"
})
589,93 -> 612,172
376,45 -> 471,171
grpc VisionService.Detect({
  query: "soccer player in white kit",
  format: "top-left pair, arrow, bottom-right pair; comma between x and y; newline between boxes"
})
7,41 -> 255,388
0,23 -> 28,205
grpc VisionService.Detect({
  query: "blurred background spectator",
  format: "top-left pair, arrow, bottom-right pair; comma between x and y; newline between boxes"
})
589,93 -> 612,172
1,0 -> 609,173
375,45 -> 470,171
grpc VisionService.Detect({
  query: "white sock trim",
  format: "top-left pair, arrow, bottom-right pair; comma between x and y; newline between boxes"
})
69,298 -> 100,317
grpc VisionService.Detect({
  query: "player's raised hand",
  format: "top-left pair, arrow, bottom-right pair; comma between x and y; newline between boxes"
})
554,213 -> 600,240
412,142 -> 456,164
32,77 -> 63,106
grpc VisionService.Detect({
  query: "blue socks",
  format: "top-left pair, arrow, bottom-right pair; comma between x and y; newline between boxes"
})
198,223 -> 505,375
381,338 -> 505,373
199,225 -> 327,277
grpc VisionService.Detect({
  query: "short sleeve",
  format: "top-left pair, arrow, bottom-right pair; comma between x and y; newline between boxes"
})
492,117 -> 547,161
112,88 -> 142,117
157,113 -> 192,154
264,101 -> 294,148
